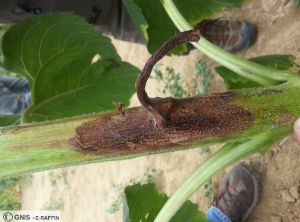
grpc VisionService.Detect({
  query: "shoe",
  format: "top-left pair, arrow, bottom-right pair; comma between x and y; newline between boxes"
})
196,19 -> 258,53
213,164 -> 261,222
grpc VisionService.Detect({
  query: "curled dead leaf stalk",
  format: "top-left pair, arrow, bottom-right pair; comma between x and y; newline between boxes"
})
135,29 -> 201,128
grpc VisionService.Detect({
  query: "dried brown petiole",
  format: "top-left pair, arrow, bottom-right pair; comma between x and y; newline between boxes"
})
135,29 -> 201,128
113,101 -> 125,116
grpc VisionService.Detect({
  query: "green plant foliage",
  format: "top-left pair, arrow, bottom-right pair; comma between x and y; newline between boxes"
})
108,168 -> 156,214
0,25 -> 13,76
194,61 -> 213,95
42,197 -> 63,210
124,183 -> 208,222
0,25 -> 10,61
123,0 -> 148,42
124,0 -> 186,54
153,65 -> 188,98
215,67 -> 261,90
0,176 -> 31,210
152,61 -> 213,99
123,0 -> 248,54
0,115 -> 20,127
292,0 -> 300,7
203,179 -> 215,201
198,146 -> 210,153
2,13 -> 139,123
216,55 -> 300,90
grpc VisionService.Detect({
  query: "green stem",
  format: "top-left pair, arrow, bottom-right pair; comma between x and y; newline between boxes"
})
1,86 -> 299,178
161,0 -> 296,84
154,126 -> 290,222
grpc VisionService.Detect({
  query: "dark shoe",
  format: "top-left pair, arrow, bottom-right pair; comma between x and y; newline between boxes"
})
213,164 -> 261,222
196,19 -> 258,53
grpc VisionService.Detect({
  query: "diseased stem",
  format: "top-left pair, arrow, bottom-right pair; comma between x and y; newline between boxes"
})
136,29 -> 201,127
0,87 -> 300,178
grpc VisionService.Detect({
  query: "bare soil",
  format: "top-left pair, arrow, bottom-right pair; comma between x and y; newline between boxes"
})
22,0 -> 300,221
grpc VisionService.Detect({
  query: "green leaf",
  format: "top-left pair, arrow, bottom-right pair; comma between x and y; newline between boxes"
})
291,0 -> 300,7
123,0 -> 148,42
0,25 -> 14,76
0,115 -> 20,127
251,55 -> 300,71
216,55 -> 299,90
2,13 -> 139,122
124,0 -> 248,54
124,0 -> 186,54
215,66 -> 261,90
124,183 -> 207,222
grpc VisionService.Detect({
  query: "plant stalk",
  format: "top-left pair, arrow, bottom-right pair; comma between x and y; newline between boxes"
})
0,86 -> 299,178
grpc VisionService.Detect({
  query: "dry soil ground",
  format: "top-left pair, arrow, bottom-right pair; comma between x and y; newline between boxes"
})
22,0 -> 300,221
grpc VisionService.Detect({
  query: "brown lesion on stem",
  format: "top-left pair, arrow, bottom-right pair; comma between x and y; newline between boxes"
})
71,92 -> 253,155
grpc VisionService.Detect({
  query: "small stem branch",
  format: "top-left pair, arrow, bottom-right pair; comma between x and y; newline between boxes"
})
136,29 -> 201,127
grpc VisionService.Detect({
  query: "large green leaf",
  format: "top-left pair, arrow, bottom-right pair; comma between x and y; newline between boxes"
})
124,0 -> 248,54
124,183 -> 208,222
216,55 -> 300,90
2,13 -> 139,122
